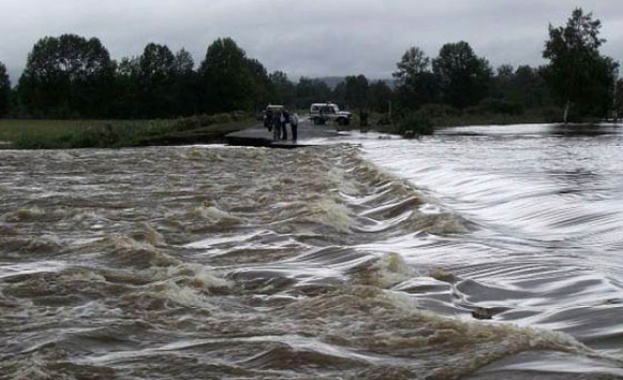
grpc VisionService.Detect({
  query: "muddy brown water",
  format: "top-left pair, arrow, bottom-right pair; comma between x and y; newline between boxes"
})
1,126 -> 623,379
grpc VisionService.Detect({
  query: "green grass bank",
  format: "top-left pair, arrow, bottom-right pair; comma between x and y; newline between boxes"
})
0,112 -> 256,149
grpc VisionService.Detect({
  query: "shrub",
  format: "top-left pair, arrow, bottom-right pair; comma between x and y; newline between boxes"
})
172,116 -> 202,131
397,112 -> 434,137
416,104 -> 461,119
229,110 -> 248,121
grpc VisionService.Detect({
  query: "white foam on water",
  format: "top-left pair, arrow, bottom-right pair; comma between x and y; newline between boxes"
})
191,205 -> 240,225
0,260 -> 67,279
303,196 -> 354,233
350,252 -> 415,289
137,263 -> 232,291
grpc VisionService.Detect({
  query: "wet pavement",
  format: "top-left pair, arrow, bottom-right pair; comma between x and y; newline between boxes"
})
226,119 -> 341,148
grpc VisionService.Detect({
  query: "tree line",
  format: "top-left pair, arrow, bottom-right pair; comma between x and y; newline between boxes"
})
0,8 -> 621,122
392,8 -> 621,123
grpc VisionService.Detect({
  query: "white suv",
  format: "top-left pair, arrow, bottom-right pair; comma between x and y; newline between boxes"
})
309,102 -> 351,126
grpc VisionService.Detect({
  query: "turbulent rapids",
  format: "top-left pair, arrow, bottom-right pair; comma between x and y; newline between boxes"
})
1,134 -> 623,379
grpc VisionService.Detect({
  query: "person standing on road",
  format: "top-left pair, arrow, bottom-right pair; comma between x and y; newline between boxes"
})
290,112 -> 299,142
272,110 -> 282,141
282,109 -> 290,140
264,108 -> 273,132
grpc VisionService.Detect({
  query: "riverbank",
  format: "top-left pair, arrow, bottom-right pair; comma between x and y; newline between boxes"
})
355,105 -> 565,137
0,106 -> 570,149
0,113 -> 256,149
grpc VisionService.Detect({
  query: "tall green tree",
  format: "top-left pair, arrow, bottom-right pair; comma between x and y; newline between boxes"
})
172,48 -> 198,116
111,56 -> 141,118
246,58 -> 272,110
512,65 -> 550,109
137,43 -> 177,117
198,37 -> 255,113
332,81 -> 346,106
393,47 -> 430,85
432,41 -> 492,109
112,47 -> 198,118
491,64 -> 515,99
543,8 -> 619,122
343,74 -> 369,109
294,77 -> 332,109
614,78 -> 623,121
269,71 -> 296,105
481,64 -> 527,115
18,34 -> 114,118
368,80 -> 394,113
393,47 -> 439,109
0,62 -> 10,117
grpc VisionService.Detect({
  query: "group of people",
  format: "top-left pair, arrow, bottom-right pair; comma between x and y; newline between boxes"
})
264,108 -> 299,142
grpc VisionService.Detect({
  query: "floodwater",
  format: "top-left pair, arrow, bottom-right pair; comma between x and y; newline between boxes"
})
1,123 -> 623,379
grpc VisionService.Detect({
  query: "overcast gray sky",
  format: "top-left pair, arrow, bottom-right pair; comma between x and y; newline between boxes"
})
1,0 -> 622,84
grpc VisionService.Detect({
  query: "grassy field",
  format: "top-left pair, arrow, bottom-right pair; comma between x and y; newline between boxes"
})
0,119 -> 111,141
0,115 -> 256,149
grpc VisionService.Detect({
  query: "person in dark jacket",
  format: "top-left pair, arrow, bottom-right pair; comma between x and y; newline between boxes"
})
290,113 -> 299,142
272,110 -> 282,141
264,108 -> 273,131
281,109 -> 290,140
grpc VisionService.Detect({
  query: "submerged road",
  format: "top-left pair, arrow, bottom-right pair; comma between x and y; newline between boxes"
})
225,119 -> 341,148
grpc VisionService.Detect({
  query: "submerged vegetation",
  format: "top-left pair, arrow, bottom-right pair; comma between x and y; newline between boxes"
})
0,7 -> 621,148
